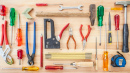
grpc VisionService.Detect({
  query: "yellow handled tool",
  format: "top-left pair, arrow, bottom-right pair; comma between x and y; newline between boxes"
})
103,23 -> 108,71
2,66 -> 39,71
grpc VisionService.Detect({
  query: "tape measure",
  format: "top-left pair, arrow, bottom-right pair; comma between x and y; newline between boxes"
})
111,51 -> 126,67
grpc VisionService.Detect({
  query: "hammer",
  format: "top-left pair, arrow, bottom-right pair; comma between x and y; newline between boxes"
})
115,1 -> 130,53
36,4 -> 96,26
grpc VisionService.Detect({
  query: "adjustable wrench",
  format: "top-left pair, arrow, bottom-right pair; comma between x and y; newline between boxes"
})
59,5 -> 83,11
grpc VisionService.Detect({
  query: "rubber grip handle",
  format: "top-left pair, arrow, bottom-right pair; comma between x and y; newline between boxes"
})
32,22 -> 36,54
58,23 -> 69,39
108,32 -> 112,44
26,22 -> 29,54
122,24 -> 129,53
4,21 -> 9,45
0,24 -> 4,46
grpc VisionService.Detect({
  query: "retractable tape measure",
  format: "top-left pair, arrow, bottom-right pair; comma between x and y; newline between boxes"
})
111,51 -> 126,67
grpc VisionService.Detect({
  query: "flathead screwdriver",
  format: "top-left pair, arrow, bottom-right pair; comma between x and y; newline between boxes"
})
17,49 -> 23,65
36,3 -> 63,6
114,14 -> 120,49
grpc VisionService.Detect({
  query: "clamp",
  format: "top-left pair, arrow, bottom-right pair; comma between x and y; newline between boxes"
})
0,21 -> 13,65
66,28 -> 76,50
26,22 -> 36,66
79,25 -> 91,50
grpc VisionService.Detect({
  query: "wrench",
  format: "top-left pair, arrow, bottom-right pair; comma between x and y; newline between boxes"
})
59,5 -> 83,11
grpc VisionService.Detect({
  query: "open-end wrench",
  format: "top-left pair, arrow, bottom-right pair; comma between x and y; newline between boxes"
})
59,5 -> 83,11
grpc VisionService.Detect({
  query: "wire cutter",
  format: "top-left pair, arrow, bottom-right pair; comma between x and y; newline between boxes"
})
26,22 -> 36,66
66,28 -> 76,50
0,21 -> 13,65
79,25 -> 91,50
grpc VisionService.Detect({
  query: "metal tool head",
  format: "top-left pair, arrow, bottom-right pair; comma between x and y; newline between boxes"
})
115,1 -> 130,6
89,4 -> 96,26
83,39 -> 86,50
69,28 -> 73,35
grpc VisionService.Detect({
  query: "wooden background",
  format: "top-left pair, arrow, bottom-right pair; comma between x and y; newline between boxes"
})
0,0 -> 130,73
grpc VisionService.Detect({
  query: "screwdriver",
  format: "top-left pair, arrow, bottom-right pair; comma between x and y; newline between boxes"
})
108,12 -> 112,44
2,66 -> 39,71
10,8 -> 16,46
53,62 -> 93,67
45,66 -> 77,70
103,22 -> 108,71
111,7 -> 122,10
114,14 -> 120,49
36,3 -> 63,6
0,5 -> 6,20
97,5 -> 104,46
17,49 -> 23,65
16,13 -> 22,46
95,37 -> 98,70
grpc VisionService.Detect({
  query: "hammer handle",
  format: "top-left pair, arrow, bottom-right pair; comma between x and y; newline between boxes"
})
36,12 -> 90,17
122,24 -> 129,53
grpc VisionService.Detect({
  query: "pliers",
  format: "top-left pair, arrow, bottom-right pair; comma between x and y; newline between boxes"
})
0,21 -> 13,65
79,25 -> 91,50
66,28 -> 76,50
26,22 -> 36,66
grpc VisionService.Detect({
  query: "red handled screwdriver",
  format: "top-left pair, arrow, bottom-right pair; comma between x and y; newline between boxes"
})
114,14 -> 120,50
45,66 -> 77,70
36,3 -> 63,6
0,5 -> 6,20
17,49 -> 23,65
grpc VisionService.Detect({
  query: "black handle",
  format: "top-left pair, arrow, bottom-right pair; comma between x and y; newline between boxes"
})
122,24 -> 129,53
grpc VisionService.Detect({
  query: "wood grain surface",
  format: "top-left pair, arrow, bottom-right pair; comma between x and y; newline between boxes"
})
0,0 -> 130,73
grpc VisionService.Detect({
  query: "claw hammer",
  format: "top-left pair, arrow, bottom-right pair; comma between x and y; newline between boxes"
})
115,1 -> 130,53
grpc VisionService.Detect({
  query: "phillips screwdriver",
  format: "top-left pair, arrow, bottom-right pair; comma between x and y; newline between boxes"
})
103,22 -> 108,71
17,49 -> 23,65
36,3 -> 63,6
53,62 -> 93,67
10,8 -> 16,46
108,12 -> 112,44
114,14 -> 120,50
16,13 -> 22,46
45,66 -> 77,70
2,66 -> 39,71
0,5 -> 6,20
97,5 -> 104,46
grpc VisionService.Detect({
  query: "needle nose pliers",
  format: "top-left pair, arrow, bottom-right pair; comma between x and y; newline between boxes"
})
79,25 -> 91,50
66,28 -> 76,50
0,21 -> 13,65
26,22 -> 36,66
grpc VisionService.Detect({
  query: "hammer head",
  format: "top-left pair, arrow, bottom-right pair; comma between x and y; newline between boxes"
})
115,1 -> 130,6
89,4 -> 96,26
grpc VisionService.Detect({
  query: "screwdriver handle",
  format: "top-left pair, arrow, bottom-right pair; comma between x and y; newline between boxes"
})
36,3 -> 48,6
75,62 -> 93,67
97,5 -> 104,26
122,24 -> 129,53
16,28 -> 22,46
114,14 -> 120,30
103,51 -> 108,71
22,66 -> 39,71
111,8 -> 122,10
45,66 -> 63,70
108,31 -> 112,44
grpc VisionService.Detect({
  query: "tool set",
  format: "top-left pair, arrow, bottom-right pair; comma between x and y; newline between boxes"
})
1,1 -> 130,72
